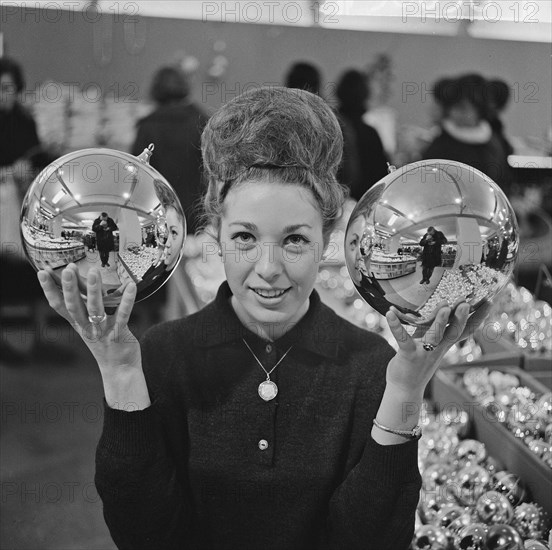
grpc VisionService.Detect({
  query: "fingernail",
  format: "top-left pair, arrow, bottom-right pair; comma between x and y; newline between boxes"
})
38,272 -> 47,283
89,273 -> 97,284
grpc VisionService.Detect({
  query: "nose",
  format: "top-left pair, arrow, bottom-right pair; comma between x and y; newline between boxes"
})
254,243 -> 283,281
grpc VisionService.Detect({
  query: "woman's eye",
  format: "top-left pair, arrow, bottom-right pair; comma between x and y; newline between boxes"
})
285,234 -> 310,246
232,232 -> 255,245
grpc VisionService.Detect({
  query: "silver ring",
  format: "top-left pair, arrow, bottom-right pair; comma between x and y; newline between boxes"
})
88,312 -> 107,325
423,343 -> 436,352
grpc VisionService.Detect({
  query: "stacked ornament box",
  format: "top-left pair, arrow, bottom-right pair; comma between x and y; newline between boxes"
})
474,282 -> 552,382
431,364 -> 552,518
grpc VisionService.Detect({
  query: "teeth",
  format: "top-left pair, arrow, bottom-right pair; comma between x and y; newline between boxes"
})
254,288 -> 287,298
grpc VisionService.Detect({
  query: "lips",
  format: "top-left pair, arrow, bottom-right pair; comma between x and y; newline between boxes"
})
251,287 -> 289,299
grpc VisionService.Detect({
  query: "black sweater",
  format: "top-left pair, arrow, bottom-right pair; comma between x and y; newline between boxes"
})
95,282 -> 421,550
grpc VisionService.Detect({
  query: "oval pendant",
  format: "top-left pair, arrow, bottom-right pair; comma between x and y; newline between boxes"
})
258,380 -> 278,401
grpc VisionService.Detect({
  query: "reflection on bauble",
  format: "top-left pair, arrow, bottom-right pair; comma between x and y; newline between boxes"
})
344,160 -> 519,328
20,146 -> 186,307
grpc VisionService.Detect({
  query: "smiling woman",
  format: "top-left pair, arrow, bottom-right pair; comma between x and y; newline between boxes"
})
37,86 -> 474,550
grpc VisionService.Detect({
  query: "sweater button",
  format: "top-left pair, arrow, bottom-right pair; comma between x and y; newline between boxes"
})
265,344 -> 272,353
258,439 -> 269,451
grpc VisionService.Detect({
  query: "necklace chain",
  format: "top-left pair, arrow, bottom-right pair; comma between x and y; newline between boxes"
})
242,339 -> 293,380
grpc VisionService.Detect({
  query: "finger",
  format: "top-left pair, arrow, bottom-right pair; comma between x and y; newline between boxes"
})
115,282 -> 137,328
37,269 -> 71,321
61,265 -> 88,327
387,308 -> 416,353
86,268 -> 105,319
442,302 -> 471,346
425,306 -> 451,350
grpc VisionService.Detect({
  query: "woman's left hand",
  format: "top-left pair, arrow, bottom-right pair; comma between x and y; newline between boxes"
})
384,301 -> 491,395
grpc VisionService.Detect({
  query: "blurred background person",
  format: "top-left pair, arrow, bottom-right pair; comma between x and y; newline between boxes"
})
423,73 -> 513,196
132,65 -> 208,235
336,69 -> 389,202
0,57 -> 41,170
284,61 -> 321,95
486,78 -> 514,158
0,57 -> 60,363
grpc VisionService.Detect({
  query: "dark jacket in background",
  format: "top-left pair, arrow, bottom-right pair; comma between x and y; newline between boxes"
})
132,101 -> 208,234
337,108 -> 389,202
423,127 -> 513,196
0,103 -> 40,167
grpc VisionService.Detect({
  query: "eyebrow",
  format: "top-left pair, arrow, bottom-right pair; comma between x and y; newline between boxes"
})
229,222 -> 313,233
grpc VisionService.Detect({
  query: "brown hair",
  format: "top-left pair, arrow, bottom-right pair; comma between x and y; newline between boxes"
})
201,86 -> 346,242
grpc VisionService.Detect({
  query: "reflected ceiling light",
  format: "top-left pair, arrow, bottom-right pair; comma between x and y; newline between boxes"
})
455,198 -> 462,204
388,214 -> 398,226
123,192 -> 130,199
74,194 -> 81,200
52,189 -> 66,204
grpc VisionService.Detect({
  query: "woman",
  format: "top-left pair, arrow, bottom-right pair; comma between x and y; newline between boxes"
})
37,87 -> 475,550
423,73 -> 513,196
131,65 -> 208,235
134,180 -> 186,296
336,69 -> 389,202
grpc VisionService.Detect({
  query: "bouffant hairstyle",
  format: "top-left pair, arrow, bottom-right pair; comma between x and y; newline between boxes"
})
150,66 -> 189,106
201,86 -> 346,242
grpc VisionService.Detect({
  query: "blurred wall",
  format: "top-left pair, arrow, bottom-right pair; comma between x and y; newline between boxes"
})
1,5 -> 550,141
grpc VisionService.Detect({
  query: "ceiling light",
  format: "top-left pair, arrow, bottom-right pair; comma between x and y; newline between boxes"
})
52,189 -> 66,204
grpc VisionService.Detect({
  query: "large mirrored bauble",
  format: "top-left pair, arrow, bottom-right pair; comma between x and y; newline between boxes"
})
344,160 -> 518,327
20,147 -> 186,306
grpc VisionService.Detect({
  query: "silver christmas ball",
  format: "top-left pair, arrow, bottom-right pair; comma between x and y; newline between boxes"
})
455,523 -> 489,550
422,463 -> 453,491
20,146 -> 186,306
512,503 -> 548,540
436,503 -> 466,530
476,491 -> 514,525
439,408 -> 471,438
536,393 -> 552,422
344,160 -> 518,329
523,540 -> 549,550
485,524 -> 524,550
455,464 -> 492,505
455,439 -> 488,466
492,471 -> 527,507
412,524 -> 449,549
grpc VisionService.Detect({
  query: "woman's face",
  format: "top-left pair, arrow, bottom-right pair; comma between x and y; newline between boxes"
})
220,181 -> 324,339
448,99 -> 480,128
163,206 -> 185,270
346,216 -> 365,284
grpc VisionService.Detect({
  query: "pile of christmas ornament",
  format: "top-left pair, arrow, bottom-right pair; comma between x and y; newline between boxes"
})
461,367 -> 552,468
413,409 -> 551,549
484,282 -> 552,354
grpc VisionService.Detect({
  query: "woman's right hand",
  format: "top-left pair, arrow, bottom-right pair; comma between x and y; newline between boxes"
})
38,263 -> 151,410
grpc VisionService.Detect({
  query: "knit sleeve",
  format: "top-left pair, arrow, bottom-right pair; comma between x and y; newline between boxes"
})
323,334 -> 422,550
323,437 -> 421,550
94,325 -> 193,550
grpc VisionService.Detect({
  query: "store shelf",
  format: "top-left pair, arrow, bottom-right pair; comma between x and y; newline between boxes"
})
432,364 -> 552,517
369,255 -> 417,280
